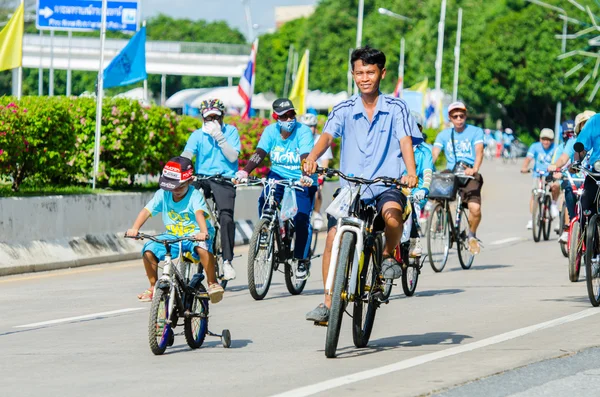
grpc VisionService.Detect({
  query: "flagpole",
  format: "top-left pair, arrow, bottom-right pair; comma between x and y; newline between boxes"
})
452,8 -> 463,102
142,20 -> 148,104
399,37 -> 405,99
17,0 -> 24,99
93,0 -> 108,190
305,49 -> 309,113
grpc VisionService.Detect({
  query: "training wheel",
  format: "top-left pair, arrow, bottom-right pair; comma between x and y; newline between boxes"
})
221,329 -> 231,348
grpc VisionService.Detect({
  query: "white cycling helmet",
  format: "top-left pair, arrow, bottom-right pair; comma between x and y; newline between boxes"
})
299,113 -> 318,127
505,128 -> 513,134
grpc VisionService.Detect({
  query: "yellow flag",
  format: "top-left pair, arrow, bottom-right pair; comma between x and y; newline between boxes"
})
289,49 -> 309,115
408,78 -> 428,94
0,3 -> 24,72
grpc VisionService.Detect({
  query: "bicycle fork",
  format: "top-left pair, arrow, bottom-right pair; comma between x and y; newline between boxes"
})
325,217 -> 364,298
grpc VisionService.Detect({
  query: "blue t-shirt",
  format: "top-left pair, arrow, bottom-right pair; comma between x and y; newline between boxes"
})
434,125 -> 484,170
184,124 -> 241,178
403,144 -> 434,190
494,130 -> 503,142
503,133 -> 515,146
257,122 -> 315,181
576,113 -> 600,166
144,187 -> 214,238
527,142 -> 557,176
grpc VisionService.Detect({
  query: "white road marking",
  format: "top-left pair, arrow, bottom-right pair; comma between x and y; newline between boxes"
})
14,308 -> 145,328
270,308 -> 600,397
490,237 -> 524,246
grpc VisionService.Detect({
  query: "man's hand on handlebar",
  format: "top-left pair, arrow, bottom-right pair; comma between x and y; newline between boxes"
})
401,174 -> 418,188
194,232 -> 208,241
299,175 -> 314,187
547,164 -> 557,173
464,167 -> 477,176
302,157 -> 318,175
520,167 -> 530,174
233,170 -> 249,184
553,172 -> 563,180
126,228 -> 139,237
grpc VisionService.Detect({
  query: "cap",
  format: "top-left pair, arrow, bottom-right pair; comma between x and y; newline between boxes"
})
202,108 -> 222,117
448,102 -> 467,114
272,98 -> 296,115
575,110 -> 596,134
505,128 -> 513,134
561,120 -> 575,133
540,128 -> 554,140
159,156 -> 194,191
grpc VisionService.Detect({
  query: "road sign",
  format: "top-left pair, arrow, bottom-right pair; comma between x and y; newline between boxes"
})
36,0 -> 139,32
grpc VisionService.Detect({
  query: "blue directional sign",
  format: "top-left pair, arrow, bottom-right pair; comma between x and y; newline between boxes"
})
36,0 -> 139,32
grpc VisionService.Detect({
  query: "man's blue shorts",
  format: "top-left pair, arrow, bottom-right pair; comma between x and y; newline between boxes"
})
142,234 -> 213,261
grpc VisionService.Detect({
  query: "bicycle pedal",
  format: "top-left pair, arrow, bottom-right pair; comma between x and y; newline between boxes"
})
313,321 -> 328,327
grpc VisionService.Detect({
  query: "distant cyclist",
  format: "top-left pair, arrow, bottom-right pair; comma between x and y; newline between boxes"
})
235,98 -> 317,280
182,99 -> 240,281
503,128 -> 515,158
299,112 -> 334,231
521,128 -> 559,229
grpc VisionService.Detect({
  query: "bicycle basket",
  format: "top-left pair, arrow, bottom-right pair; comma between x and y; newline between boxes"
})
428,173 -> 459,201
280,186 -> 298,221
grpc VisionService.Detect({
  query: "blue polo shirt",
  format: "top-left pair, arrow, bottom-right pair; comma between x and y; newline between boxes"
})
576,113 -> 600,166
527,142 -> 557,176
434,125 -> 484,170
323,94 -> 423,199
257,122 -> 315,181
184,124 -> 241,178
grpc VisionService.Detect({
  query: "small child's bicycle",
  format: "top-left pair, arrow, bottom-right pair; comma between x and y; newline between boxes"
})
125,233 -> 231,355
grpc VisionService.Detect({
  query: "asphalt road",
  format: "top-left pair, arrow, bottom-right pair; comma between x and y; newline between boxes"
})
2,160 -> 600,397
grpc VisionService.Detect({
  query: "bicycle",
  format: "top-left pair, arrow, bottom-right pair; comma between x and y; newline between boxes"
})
315,166 -> 406,358
125,233 -> 231,355
502,144 -> 517,164
426,173 -> 476,272
194,174 -> 238,290
241,177 -> 315,300
529,170 -> 554,243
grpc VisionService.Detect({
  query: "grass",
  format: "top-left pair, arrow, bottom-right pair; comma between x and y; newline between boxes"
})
0,183 -> 159,197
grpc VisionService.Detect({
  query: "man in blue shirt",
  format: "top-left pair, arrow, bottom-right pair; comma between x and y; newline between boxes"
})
572,113 -> 600,218
235,98 -> 318,280
182,98 -> 240,281
303,46 -> 421,322
433,102 -> 484,254
520,128 -> 560,229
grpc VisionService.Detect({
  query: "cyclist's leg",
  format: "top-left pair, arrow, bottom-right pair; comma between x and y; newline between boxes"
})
292,185 -> 318,260
139,239 -> 167,300
377,189 -> 407,278
192,241 -> 224,303
581,176 -> 599,221
209,181 -> 236,262
562,180 -> 576,223
460,173 -> 483,235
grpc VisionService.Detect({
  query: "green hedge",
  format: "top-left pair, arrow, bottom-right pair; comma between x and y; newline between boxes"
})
0,97 -> 276,192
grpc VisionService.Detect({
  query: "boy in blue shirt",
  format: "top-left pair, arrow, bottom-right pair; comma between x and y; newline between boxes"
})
126,156 -> 224,304
235,98 -> 317,280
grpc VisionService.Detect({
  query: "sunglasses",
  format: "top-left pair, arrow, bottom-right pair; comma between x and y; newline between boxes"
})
450,113 -> 466,120
203,115 -> 220,122
278,112 -> 296,121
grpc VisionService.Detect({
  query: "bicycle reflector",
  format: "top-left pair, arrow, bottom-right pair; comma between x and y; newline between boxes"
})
594,160 -> 600,172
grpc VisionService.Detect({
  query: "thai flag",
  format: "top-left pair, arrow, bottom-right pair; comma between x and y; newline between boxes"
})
238,39 -> 258,119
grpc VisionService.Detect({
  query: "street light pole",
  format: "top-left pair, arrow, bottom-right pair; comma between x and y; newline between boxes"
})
356,0 -> 364,48
452,8 -> 463,102
435,0 -> 447,95
378,8 -> 411,98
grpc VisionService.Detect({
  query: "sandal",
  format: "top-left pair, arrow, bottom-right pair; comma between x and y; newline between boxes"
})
137,289 -> 153,302
208,283 -> 224,304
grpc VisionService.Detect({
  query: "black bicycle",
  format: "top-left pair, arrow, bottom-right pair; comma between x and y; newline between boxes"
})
125,233 -> 231,355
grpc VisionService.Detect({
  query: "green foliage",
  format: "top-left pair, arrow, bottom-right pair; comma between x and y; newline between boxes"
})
225,115 -> 272,177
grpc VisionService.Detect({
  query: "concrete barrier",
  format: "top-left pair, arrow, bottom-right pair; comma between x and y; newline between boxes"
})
0,182 -> 337,276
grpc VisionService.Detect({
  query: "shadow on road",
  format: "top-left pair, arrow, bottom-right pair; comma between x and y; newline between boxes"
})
448,264 -> 512,272
333,331 -> 472,359
166,338 -> 253,354
262,288 -> 324,301
542,295 -> 590,304
387,288 -> 465,301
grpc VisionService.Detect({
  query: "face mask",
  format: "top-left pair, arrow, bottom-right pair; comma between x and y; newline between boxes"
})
277,119 -> 296,132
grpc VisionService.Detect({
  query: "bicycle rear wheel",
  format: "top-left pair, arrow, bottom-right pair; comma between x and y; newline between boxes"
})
310,228 -> 319,258
532,197 -> 542,242
184,285 -> 209,349
543,195 -> 552,241
402,256 -> 420,296
247,218 -> 275,300
213,227 -> 228,290
457,208 -> 475,270
585,215 -> 600,306
325,232 -> 355,358
427,202 -> 450,272
353,235 -> 380,348
284,261 -> 308,295
568,221 -> 582,282
148,288 -> 171,356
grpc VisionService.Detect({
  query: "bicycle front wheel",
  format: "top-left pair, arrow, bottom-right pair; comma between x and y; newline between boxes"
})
247,218 -> 275,300
532,197 -> 542,242
184,285 -> 209,349
585,215 -> 600,306
325,232 -> 355,358
457,208 -> 475,270
284,260 -> 308,295
402,257 -> 420,296
353,234 -> 380,348
148,288 -> 171,356
543,195 -> 552,241
568,221 -> 582,282
427,202 -> 450,272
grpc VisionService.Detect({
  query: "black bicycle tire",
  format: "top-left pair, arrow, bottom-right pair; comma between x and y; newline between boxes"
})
212,226 -> 228,289
532,197 -> 542,242
402,258 -> 419,296
247,218 -> 275,300
310,228 -> 319,258
184,285 -> 209,349
380,235 -> 394,300
457,208 -> 475,270
585,215 -> 600,307
284,261 -> 308,295
352,234 -> 380,348
543,195 -> 552,241
148,288 -> 170,356
568,221 -> 581,282
427,202 -> 450,272
325,232 -> 355,358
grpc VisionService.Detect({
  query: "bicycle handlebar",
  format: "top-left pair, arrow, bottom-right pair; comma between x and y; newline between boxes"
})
315,166 -> 407,187
194,174 -> 234,186
124,233 -> 204,243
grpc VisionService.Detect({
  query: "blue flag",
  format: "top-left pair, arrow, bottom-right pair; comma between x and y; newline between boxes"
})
103,27 -> 147,89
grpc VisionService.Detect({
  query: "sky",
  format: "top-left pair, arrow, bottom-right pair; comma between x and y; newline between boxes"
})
141,0 -> 318,38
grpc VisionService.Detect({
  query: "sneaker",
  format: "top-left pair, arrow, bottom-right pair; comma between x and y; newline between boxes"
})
551,204 -> 560,219
381,257 -> 402,279
468,237 -> 481,255
222,260 -> 236,281
313,212 -> 324,230
295,260 -> 310,280
559,231 -> 569,243
409,238 -> 423,258
526,220 -> 533,230
208,283 -> 224,304
306,303 -> 329,322
137,289 -> 153,302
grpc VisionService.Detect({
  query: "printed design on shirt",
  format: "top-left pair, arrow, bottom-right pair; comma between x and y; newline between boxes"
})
270,145 -> 301,171
165,210 -> 196,236
445,139 -> 474,159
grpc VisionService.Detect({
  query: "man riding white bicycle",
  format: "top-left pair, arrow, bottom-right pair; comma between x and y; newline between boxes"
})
182,98 -> 240,281
303,46 -> 421,323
